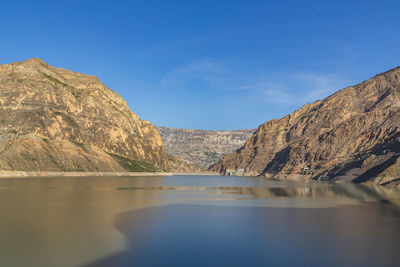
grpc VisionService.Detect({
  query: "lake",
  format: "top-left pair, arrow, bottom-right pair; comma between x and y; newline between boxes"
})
0,175 -> 399,266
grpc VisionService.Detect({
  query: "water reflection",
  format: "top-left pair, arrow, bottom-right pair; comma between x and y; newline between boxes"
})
116,182 -> 400,208
87,203 -> 400,267
0,176 -> 399,267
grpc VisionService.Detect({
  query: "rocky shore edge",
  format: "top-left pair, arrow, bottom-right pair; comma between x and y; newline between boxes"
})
0,171 -> 173,178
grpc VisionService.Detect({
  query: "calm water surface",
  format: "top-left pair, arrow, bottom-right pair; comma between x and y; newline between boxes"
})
0,175 -> 400,266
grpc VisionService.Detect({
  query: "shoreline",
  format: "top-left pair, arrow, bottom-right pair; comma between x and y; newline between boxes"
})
172,171 -> 220,176
0,171 -> 173,178
0,171 -> 221,178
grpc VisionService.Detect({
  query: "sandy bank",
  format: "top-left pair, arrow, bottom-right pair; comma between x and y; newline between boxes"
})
0,171 -> 173,178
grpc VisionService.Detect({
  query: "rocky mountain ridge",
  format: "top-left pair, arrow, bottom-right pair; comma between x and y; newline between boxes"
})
157,127 -> 255,169
0,58 -> 194,172
210,66 -> 400,187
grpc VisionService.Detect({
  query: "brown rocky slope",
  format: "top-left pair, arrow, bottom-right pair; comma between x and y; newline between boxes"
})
0,58 -> 193,172
210,66 -> 400,187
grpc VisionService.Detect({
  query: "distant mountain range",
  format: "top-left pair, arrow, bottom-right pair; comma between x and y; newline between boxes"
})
210,66 -> 400,188
157,127 -> 255,169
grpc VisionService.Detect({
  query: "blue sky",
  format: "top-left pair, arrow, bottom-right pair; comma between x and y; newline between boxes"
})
1,0 -> 400,130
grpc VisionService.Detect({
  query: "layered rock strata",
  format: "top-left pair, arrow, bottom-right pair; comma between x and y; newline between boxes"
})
0,58 -> 193,172
210,66 -> 400,187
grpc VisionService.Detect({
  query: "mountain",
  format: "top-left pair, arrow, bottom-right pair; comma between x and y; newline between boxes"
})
0,58 -> 192,172
210,66 -> 400,187
157,126 -> 255,169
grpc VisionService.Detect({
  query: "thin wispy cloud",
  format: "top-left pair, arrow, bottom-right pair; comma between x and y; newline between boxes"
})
296,72 -> 352,101
161,60 -> 224,86
161,59 -> 355,105
235,69 -> 355,104
262,89 -> 295,104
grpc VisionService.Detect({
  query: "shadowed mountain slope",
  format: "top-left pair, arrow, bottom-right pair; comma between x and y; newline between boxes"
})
210,66 -> 400,187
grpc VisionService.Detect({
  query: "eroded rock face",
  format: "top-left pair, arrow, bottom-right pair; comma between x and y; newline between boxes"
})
0,58 -> 172,172
157,127 -> 255,170
210,66 -> 400,187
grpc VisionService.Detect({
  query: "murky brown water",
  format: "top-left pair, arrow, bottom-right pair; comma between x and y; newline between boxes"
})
0,175 -> 399,266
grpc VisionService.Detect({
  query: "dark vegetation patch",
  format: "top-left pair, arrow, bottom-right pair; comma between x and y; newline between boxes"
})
71,89 -> 82,100
54,112 -> 79,128
64,115 -> 78,127
39,62 -> 50,70
40,72 -> 67,87
47,81 -> 58,91
8,129 -> 18,134
107,152 -> 163,172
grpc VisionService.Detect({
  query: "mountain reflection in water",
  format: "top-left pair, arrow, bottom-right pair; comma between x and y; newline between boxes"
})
0,175 -> 399,267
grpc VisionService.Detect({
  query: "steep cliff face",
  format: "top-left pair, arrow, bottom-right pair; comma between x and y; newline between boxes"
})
157,127 -> 255,169
0,58 -> 171,172
210,66 -> 400,187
